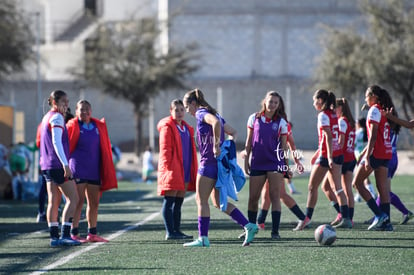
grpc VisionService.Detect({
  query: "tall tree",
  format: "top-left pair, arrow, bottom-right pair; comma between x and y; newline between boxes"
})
80,18 -> 199,154
313,0 -> 414,121
0,0 -> 34,85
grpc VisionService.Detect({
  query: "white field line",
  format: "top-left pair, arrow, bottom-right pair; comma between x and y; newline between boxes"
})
31,193 -> 196,274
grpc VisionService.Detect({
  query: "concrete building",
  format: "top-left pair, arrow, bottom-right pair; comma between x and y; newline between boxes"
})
1,0 -> 370,151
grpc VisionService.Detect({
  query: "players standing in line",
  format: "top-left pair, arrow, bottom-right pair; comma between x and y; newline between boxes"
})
182,88 -> 258,247
352,85 -> 393,230
295,89 -> 352,230
39,90 -> 80,247
157,99 -> 198,240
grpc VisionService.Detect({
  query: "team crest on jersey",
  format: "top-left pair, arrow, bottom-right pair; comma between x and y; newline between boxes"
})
272,122 -> 279,131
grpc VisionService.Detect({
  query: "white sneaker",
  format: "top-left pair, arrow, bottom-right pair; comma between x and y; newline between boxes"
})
293,217 -> 311,231
183,236 -> 210,247
242,223 -> 258,246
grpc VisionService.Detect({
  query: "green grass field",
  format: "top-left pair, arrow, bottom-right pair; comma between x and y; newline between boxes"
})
1,175 -> 413,274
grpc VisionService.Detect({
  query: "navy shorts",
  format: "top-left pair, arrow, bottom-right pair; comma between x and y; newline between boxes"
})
42,169 -> 67,185
74,178 -> 101,186
315,155 -> 344,168
342,160 -> 356,174
361,155 -> 390,170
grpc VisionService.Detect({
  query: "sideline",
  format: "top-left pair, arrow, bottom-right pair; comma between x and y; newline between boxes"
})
31,193 -> 196,274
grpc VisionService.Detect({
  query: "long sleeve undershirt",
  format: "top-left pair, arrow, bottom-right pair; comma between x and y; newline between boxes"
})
50,113 -> 69,166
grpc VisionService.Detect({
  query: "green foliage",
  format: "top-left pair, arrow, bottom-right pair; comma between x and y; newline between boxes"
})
81,17 -> 199,153
0,0 -> 34,83
314,0 -> 414,120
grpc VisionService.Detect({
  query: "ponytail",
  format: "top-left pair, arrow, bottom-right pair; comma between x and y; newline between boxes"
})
184,88 -> 218,115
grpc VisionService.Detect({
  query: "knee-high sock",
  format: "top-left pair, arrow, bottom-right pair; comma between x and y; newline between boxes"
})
49,222 -> 59,239
257,209 -> 268,224
390,192 -> 410,215
271,211 -> 281,234
340,205 -> 350,219
290,205 -> 306,220
173,197 -> 184,232
367,198 -> 383,216
230,208 -> 249,227
198,216 -> 210,237
162,196 -> 175,235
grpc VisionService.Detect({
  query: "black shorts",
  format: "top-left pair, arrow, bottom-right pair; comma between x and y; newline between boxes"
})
74,178 -> 101,186
342,160 -> 356,174
315,155 -> 344,168
42,169 -> 66,185
361,155 -> 390,169
250,169 -> 284,176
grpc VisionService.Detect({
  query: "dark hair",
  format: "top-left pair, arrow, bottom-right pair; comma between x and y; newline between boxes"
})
314,89 -> 336,110
358,117 -> 368,142
170,99 -> 184,110
366,85 -> 400,134
183,88 -> 218,115
257,91 -> 287,121
64,107 -> 74,123
336,98 -> 355,129
76,99 -> 92,108
48,90 -> 66,107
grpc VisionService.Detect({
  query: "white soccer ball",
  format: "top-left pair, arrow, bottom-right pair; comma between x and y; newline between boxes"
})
314,224 -> 336,246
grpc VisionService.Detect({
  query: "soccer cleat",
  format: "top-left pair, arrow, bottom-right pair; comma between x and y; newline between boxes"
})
58,237 -> 81,246
87,233 -> 109,243
165,233 -> 181,240
293,216 -> 311,231
257,223 -> 265,230
364,216 -> 375,225
183,236 -> 210,247
367,213 -> 389,231
238,231 -> 246,239
271,232 -> 281,240
71,234 -> 89,243
330,213 -> 342,226
50,238 -> 60,248
381,223 -> 394,232
242,223 -> 258,247
400,211 -> 413,225
333,218 -> 353,229
174,231 -> 193,239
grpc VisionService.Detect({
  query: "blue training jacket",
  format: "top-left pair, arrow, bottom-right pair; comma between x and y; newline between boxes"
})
216,139 -> 246,211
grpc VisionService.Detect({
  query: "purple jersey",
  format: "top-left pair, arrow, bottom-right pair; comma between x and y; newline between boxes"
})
69,121 -> 101,181
40,111 -> 69,170
177,124 -> 192,182
247,113 -> 288,171
196,108 -> 225,178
